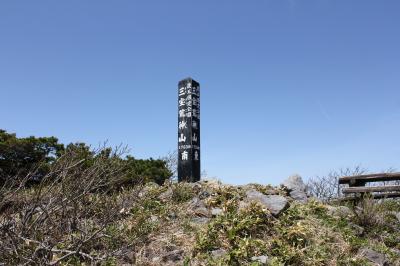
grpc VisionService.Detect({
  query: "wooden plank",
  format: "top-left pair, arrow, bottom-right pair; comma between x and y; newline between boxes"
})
372,192 -> 400,199
342,185 -> 400,194
339,172 -> 400,184
336,192 -> 400,201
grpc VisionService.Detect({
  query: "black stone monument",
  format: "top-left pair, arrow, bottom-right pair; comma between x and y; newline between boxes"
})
178,78 -> 200,182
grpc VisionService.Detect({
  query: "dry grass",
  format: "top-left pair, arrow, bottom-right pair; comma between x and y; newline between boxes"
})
1,159 -> 400,265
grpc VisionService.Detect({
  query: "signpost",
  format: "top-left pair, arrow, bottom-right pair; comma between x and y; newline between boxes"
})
178,78 -> 200,182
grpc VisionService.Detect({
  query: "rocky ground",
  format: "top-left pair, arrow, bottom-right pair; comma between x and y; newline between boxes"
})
117,176 -> 400,265
2,175 -> 400,265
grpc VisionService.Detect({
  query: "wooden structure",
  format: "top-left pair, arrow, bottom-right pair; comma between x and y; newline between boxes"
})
339,172 -> 400,199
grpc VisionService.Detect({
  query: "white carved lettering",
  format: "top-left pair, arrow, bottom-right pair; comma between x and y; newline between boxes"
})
178,133 -> 186,143
181,150 -> 188,160
179,121 -> 187,130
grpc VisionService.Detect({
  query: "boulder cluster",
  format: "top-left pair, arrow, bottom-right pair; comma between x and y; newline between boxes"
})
187,174 -> 309,219
134,175 -> 400,265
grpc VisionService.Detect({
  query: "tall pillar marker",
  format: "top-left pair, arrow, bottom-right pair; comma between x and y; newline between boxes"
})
178,78 -> 200,182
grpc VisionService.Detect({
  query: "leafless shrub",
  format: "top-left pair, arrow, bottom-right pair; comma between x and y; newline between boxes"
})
353,195 -> 388,228
307,166 -> 400,202
306,166 -> 367,202
161,150 -> 178,181
0,145 -> 144,265
160,150 -> 208,181
373,168 -> 399,187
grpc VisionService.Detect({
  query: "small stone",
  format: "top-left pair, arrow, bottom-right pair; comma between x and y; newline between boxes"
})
357,248 -> 388,266
162,249 -> 184,262
168,212 -> 177,219
251,255 -> 269,264
149,215 -> 158,223
186,182 -> 202,191
348,223 -> 364,236
123,250 -> 136,263
189,197 -> 210,217
263,188 -> 279,195
189,197 -> 203,207
151,257 -> 161,262
326,206 -> 353,218
211,208 -> 223,217
211,249 -> 227,259
195,207 -> 210,217
199,190 -> 211,199
238,184 -> 256,192
238,200 -> 250,211
391,248 -> 400,256
393,212 -> 400,223
325,206 -> 338,216
158,188 -> 173,201
191,217 -> 210,224
245,189 -> 289,216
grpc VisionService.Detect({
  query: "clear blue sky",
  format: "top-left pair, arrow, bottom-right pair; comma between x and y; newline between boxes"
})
1,1 -> 399,185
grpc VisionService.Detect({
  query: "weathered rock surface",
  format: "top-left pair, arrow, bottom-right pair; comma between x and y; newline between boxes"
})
393,212 -> 400,223
348,222 -> 364,236
123,249 -> 136,264
161,249 -> 184,263
326,205 -> 353,218
211,207 -> 223,217
357,248 -> 389,266
189,197 -> 210,217
198,190 -> 211,199
282,174 -> 307,192
391,248 -> 400,256
211,248 -> 227,259
149,215 -> 158,223
158,188 -> 173,201
168,211 -> 177,219
238,184 -> 257,192
186,182 -> 203,193
191,217 -> 210,224
251,255 -> 269,264
289,189 -> 308,203
281,175 -> 308,203
244,189 -> 289,216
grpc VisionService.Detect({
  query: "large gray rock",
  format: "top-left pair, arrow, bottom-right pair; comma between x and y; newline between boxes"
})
357,248 -> 389,266
281,175 -> 308,203
244,189 -> 289,216
289,190 -> 308,203
282,174 -> 306,192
